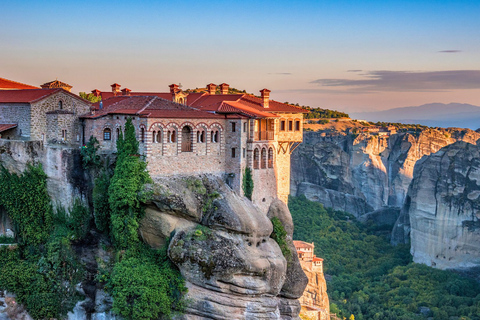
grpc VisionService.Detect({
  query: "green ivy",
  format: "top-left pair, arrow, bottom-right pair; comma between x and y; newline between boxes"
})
0,164 -> 53,245
270,217 -> 291,261
93,169 -> 112,234
242,167 -> 254,200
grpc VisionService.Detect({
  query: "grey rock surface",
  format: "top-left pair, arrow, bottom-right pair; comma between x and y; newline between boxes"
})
140,176 -> 307,320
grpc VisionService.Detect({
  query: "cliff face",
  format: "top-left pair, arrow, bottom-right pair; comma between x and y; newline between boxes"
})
291,128 -> 480,217
393,142 -> 480,269
298,267 -> 329,320
139,176 -> 308,320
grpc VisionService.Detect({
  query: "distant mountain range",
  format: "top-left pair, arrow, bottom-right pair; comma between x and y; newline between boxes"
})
351,103 -> 480,130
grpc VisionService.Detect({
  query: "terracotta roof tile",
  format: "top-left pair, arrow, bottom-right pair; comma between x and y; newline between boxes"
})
0,124 -> 17,133
293,241 -> 314,249
40,80 -> 72,90
0,77 -> 39,90
313,257 -> 324,262
82,96 -> 230,120
0,89 -> 61,103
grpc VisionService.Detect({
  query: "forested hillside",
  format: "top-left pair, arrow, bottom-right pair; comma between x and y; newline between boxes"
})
289,196 -> 480,320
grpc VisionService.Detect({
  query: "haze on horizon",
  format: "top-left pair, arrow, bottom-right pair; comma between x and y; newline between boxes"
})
1,0 -> 479,113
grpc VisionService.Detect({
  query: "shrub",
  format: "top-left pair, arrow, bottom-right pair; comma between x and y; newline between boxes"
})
109,246 -> 186,320
93,169 -> 112,234
80,136 -> 101,169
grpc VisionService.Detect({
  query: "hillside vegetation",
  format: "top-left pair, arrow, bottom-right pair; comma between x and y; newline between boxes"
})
289,195 -> 480,320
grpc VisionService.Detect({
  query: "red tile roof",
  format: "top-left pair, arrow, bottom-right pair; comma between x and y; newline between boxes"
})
293,241 -> 314,249
81,96 -> 232,120
0,88 -> 88,104
313,257 -> 324,262
0,89 -> 61,103
40,80 -> 72,90
0,124 -> 17,133
0,77 -> 39,90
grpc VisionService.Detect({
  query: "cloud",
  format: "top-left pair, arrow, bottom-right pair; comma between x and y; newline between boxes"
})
268,72 -> 292,75
347,69 -> 362,72
438,50 -> 462,53
310,70 -> 480,92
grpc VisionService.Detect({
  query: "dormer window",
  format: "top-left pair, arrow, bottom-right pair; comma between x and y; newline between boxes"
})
58,100 -> 63,109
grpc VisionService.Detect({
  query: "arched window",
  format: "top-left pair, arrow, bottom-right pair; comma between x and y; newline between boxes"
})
116,128 -> 120,139
58,100 -> 63,110
268,147 -> 274,168
168,130 -> 177,143
152,131 -> 156,143
210,130 -> 219,143
197,130 -> 205,143
253,148 -> 260,169
261,148 -> 267,169
181,126 -> 192,152
156,131 -> 161,143
103,128 -> 111,141
140,128 -> 145,143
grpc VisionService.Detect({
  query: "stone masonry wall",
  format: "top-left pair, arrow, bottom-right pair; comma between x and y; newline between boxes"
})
31,91 -> 90,144
0,103 -> 30,138
0,140 -> 88,210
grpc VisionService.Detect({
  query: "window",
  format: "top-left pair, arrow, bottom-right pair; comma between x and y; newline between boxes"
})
295,120 -> 300,131
231,148 -> 236,158
268,147 -> 274,168
116,128 -> 120,139
231,122 -> 236,132
280,120 -> 286,131
153,131 -> 157,143
288,120 -> 293,131
168,130 -> 176,143
155,131 -> 161,143
140,128 -> 145,143
253,148 -> 260,169
61,129 -> 67,141
261,148 -> 267,169
243,148 -> 246,158
243,122 -> 247,132
103,128 -> 111,140
197,130 -> 205,143
58,100 -> 63,109
211,130 -> 219,143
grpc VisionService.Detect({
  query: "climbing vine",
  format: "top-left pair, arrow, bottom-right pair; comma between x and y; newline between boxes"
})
270,217 -> 292,261
0,164 -> 53,245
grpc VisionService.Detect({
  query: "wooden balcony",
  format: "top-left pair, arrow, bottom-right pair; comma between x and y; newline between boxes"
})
254,131 -> 274,141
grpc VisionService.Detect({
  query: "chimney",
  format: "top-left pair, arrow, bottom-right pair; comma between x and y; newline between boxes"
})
207,83 -> 217,95
260,88 -> 271,108
111,83 -> 121,96
91,89 -> 101,97
219,83 -> 229,95
169,84 -> 179,94
121,88 -> 131,96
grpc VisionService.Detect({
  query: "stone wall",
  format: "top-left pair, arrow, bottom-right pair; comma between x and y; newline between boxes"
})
0,103 -> 30,138
0,140 -> 88,210
31,91 -> 90,144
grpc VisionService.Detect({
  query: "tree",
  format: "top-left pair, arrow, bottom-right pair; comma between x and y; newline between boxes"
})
108,118 -> 151,248
242,167 -> 254,200
79,92 -> 102,103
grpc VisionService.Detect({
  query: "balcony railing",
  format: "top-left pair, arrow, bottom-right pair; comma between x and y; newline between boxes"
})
254,131 -> 274,141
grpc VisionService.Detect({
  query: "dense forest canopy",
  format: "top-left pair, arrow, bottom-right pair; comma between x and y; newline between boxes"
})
289,196 -> 480,320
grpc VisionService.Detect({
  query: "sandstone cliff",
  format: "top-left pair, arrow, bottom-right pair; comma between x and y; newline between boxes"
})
139,176 -> 308,320
393,141 -> 480,269
298,266 -> 329,320
291,128 -> 480,217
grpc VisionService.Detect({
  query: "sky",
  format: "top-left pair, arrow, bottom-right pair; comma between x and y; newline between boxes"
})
1,0 -> 479,113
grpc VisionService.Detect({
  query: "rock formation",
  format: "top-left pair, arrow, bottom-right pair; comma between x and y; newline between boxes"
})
140,176 -> 308,320
291,128 -> 480,217
393,141 -> 480,269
